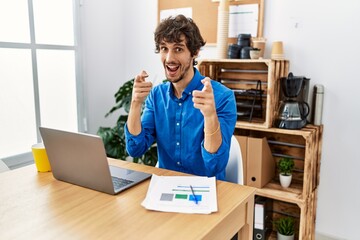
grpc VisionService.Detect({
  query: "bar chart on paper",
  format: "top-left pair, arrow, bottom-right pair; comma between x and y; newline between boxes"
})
160,185 -> 209,203
141,175 -> 218,214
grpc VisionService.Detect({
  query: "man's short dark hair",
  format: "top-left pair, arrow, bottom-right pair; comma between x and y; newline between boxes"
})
154,14 -> 206,57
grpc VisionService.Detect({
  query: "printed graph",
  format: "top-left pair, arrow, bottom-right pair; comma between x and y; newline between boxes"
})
159,185 -> 209,203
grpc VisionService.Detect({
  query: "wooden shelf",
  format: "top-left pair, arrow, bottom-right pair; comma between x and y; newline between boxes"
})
256,181 -> 305,206
198,59 -> 289,128
235,124 -> 322,199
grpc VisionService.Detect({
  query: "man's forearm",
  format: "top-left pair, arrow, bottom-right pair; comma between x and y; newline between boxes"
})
127,101 -> 143,136
203,115 -> 222,153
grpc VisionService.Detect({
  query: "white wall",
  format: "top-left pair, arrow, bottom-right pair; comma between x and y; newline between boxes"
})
264,1 -> 360,239
80,0 -> 162,134
80,0 -> 360,239
80,0 -> 126,132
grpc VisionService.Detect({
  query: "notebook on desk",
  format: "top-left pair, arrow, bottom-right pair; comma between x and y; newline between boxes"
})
39,127 -> 151,195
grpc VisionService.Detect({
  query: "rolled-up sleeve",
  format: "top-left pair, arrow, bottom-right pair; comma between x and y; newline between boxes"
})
125,93 -> 156,158
125,124 -> 147,157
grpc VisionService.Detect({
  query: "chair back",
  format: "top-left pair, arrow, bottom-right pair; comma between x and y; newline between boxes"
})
226,135 -> 244,184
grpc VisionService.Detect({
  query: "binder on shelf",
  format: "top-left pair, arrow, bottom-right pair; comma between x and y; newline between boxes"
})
253,196 -> 272,240
236,136 -> 275,188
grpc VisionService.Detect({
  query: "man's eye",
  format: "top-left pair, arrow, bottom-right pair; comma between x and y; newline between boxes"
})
175,48 -> 183,52
160,47 -> 167,52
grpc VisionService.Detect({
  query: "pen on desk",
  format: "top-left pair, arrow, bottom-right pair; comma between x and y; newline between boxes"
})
189,185 -> 198,205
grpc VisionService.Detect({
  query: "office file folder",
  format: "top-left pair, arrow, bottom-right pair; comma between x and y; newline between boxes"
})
237,136 -> 275,188
254,196 -> 272,240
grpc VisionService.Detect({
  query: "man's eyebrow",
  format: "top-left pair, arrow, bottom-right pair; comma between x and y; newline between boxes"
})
174,42 -> 186,47
159,41 -> 186,47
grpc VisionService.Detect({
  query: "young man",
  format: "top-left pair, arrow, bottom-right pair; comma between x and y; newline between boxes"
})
125,15 -> 236,180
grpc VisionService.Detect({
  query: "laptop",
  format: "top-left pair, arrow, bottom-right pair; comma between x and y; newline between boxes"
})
39,127 -> 152,195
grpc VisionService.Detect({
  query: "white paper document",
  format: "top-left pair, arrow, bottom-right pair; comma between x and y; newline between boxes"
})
141,174 -> 218,214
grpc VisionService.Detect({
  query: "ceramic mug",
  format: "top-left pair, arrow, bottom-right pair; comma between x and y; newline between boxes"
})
271,41 -> 285,59
251,37 -> 266,58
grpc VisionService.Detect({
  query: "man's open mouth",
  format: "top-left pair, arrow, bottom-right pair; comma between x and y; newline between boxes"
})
166,65 -> 180,75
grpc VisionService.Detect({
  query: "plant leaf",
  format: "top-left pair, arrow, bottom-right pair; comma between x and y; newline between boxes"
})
104,79 -> 134,117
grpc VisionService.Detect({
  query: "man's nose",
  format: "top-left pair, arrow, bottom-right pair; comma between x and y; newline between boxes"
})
165,50 -> 175,62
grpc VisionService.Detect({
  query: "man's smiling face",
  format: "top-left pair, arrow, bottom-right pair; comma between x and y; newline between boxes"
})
159,36 -> 195,84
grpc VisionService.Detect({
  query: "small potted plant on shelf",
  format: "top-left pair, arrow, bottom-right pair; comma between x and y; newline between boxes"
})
277,157 -> 295,188
273,216 -> 295,240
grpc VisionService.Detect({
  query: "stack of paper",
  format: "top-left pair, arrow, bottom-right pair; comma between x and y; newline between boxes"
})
141,174 -> 218,214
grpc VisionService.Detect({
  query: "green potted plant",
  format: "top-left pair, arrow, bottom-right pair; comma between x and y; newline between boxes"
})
277,157 -> 295,188
97,78 -> 158,166
273,216 -> 295,240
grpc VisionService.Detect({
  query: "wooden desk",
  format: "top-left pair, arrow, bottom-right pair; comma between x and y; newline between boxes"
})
0,159 -> 255,240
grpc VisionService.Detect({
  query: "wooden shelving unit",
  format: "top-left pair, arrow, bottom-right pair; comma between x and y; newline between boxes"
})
198,59 -> 323,240
235,125 -> 323,239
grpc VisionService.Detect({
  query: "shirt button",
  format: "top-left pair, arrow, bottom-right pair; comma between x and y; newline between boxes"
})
179,103 -> 182,106
177,162 -> 181,165
176,142 -> 180,146
176,122 -> 180,126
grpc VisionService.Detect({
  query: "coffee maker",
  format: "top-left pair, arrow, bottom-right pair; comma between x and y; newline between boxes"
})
275,72 -> 310,129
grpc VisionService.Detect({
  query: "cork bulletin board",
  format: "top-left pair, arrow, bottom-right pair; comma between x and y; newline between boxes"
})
158,0 -> 264,45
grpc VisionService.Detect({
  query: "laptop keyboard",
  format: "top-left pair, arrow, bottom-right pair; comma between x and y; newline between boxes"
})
112,176 -> 134,189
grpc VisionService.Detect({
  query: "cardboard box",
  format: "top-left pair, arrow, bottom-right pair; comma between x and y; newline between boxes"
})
236,135 -> 275,188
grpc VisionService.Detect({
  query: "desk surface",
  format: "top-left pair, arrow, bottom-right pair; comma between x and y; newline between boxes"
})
0,159 -> 255,240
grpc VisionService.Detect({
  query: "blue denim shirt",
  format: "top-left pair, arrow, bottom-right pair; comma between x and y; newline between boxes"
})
125,68 -> 237,180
